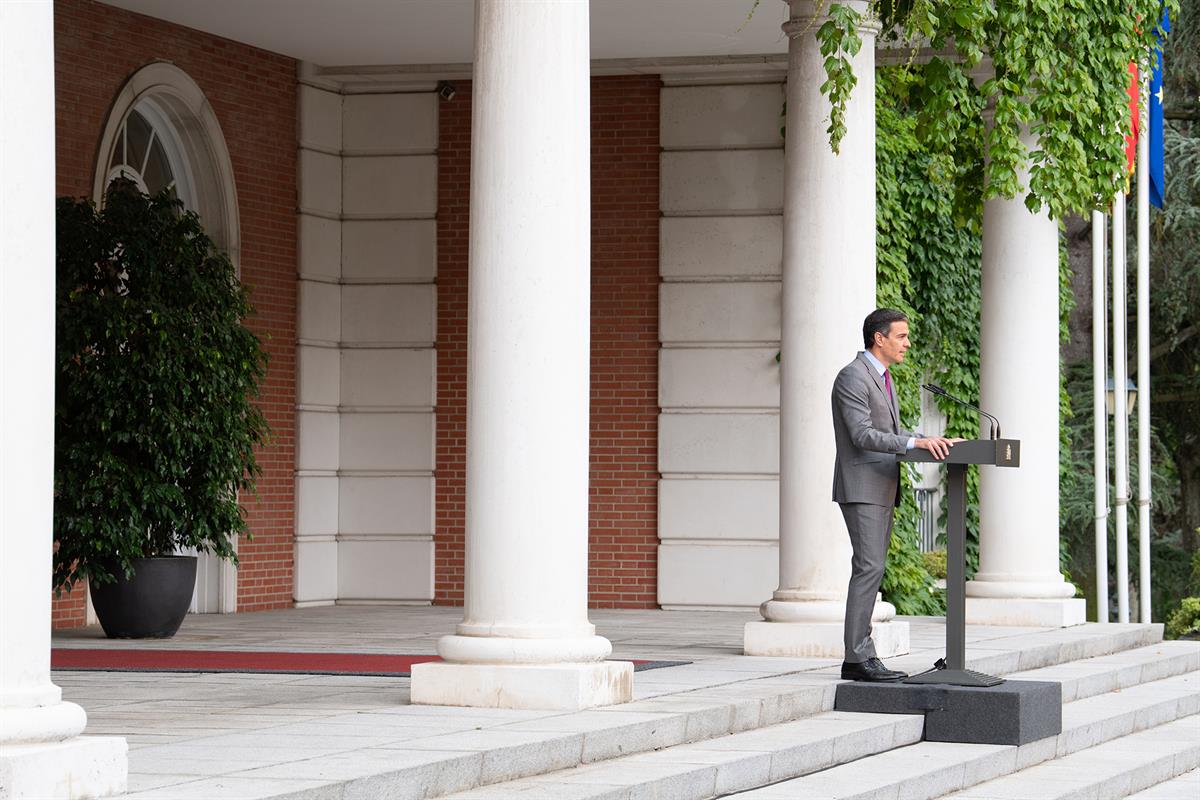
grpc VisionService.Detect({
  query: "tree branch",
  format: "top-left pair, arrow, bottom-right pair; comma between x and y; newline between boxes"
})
1165,107 -> 1200,122
1148,325 -> 1198,363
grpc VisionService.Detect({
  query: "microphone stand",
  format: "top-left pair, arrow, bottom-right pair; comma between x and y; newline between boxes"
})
922,383 -> 1001,440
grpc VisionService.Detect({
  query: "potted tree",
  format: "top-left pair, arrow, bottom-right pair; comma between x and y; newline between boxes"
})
53,179 -> 269,638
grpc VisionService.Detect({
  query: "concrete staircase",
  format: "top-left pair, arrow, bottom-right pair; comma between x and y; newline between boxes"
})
420,628 -> 1200,800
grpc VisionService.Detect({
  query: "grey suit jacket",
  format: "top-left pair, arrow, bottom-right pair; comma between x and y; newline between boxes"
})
831,353 -> 919,507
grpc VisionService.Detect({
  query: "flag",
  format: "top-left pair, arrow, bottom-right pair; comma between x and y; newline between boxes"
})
1149,9 -> 1170,208
1125,61 -> 1139,177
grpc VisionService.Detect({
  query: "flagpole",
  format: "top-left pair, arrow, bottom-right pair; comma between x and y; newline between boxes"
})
1092,210 -> 1109,622
1136,59 -> 1152,623
1112,188 -> 1130,625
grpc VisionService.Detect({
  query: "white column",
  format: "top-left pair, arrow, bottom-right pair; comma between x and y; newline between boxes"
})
410,0 -> 630,710
965,125 -> 1085,627
0,2 -> 127,797
745,0 -> 908,658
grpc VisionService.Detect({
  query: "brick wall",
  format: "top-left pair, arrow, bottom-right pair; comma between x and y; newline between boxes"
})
587,76 -> 661,607
53,0 -> 297,625
433,83 -> 472,604
434,75 -> 661,608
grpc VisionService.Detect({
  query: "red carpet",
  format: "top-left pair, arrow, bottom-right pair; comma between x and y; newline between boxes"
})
50,649 -> 687,677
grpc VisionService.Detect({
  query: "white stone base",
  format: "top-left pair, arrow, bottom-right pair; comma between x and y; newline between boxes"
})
965,597 -> 1087,628
0,736 -> 127,799
743,620 -> 910,659
409,661 -> 633,710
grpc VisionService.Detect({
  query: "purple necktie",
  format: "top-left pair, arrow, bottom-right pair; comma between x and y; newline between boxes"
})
884,370 -> 894,401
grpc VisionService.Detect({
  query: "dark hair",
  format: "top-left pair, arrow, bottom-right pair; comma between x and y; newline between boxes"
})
862,308 -> 908,350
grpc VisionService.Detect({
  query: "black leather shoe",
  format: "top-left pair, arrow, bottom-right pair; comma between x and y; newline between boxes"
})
840,657 -> 908,682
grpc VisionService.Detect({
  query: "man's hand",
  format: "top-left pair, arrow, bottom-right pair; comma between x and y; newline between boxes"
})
916,436 -> 957,460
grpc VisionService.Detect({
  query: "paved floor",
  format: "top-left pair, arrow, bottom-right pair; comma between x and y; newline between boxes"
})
54,605 -> 758,660
49,606 -> 1120,798
53,604 -> 1045,660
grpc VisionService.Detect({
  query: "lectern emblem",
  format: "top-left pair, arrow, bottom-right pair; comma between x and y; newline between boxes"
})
1005,444 -> 1012,462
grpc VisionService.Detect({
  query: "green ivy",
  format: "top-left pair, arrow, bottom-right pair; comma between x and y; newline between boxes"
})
814,0 -> 1177,217
754,1 -> 1170,611
873,59 -> 1081,613
818,1 -> 867,152
875,67 -> 985,614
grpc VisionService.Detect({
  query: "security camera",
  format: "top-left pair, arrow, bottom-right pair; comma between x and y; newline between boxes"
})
437,81 -> 457,101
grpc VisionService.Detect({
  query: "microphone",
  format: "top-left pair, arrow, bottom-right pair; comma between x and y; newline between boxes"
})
922,383 -> 1001,440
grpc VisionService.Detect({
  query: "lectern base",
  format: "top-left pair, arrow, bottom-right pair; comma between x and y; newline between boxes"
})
835,679 -> 1061,745
904,667 -> 1004,687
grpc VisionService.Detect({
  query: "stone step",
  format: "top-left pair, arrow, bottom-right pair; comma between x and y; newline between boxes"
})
1004,640 -> 1200,702
437,665 -> 1199,800
733,715 -> 1200,800
939,716 -> 1200,800
881,622 -> 1163,682
441,711 -> 925,800
1057,671 -> 1199,754
196,624 -> 1166,800
1124,767 -> 1200,799
429,629 -> 1178,792
730,677 -> 1199,800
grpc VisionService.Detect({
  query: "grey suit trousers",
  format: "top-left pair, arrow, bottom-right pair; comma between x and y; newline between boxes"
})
831,353 -> 915,663
839,501 -> 895,663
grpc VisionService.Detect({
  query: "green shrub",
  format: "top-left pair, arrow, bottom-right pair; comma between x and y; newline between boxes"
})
1165,597 -> 1200,640
922,550 -> 948,581
53,180 -> 269,592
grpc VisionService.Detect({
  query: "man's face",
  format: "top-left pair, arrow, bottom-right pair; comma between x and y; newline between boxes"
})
874,320 -> 910,366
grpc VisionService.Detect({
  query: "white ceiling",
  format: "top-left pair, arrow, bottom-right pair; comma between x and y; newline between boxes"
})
97,1 -> 791,67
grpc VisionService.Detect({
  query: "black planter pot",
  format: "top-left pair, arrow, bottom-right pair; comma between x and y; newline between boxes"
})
89,556 -> 198,639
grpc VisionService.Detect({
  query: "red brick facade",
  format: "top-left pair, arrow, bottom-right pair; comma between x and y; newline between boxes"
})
587,76 -> 661,607
433,83 -> 472,603
52,0 -> 297,626
53,1 -> 660,622
434,76 -> 662,608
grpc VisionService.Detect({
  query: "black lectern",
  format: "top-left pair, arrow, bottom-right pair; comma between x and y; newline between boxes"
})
836,436 -> 1061,745
901,439 -> 1020,686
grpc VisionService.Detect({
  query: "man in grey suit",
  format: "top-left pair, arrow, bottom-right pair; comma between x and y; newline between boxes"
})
833,308 -> 956,682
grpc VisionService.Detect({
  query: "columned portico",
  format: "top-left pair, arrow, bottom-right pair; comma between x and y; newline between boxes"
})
0,2 -> 127,797
744,0 -> 908,658
966,125 -> 1085,627
409,0 -> 632,710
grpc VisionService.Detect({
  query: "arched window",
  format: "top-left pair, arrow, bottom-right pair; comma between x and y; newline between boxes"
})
94,62 -> 239,268
92,62 -> 242,614
104,104 -> 194,207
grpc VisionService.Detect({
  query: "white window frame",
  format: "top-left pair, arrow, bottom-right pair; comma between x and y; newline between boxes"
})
104,102 -> 196,209
89,62 -> 243,617
93,61 -> 240,268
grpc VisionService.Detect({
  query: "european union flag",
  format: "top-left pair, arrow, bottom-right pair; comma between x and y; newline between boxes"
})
1149,9 -> 1170,208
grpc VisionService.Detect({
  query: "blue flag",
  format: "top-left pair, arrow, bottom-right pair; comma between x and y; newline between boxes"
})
1149,9 -> 1170,208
